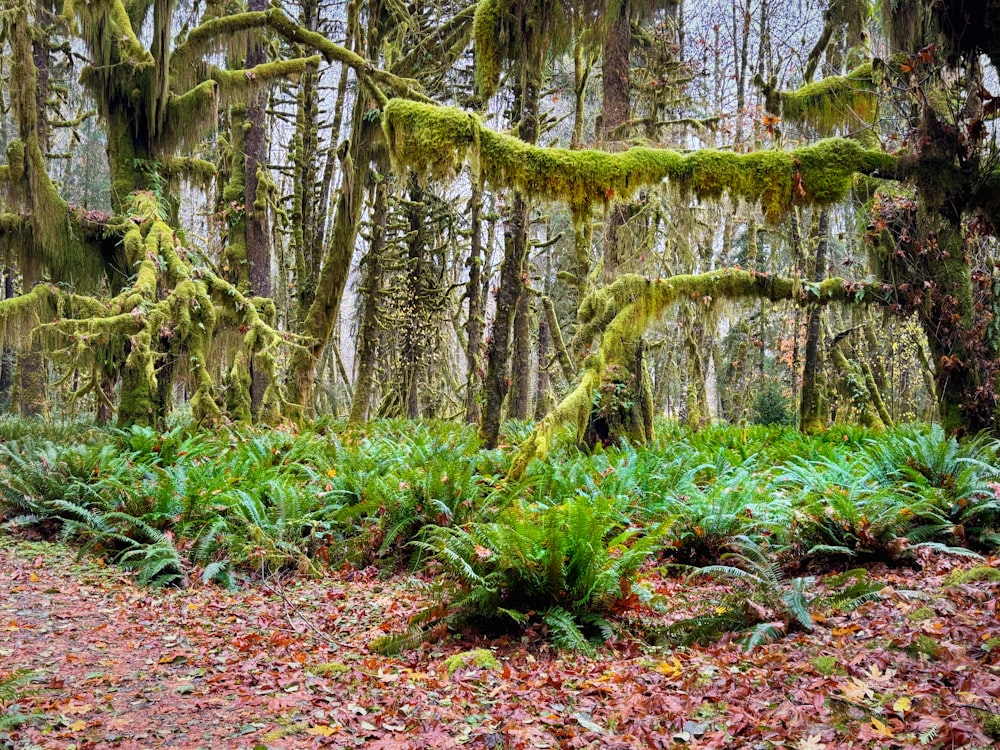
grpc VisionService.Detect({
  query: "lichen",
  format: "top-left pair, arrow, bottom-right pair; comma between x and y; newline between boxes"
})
382,99 -> 897,223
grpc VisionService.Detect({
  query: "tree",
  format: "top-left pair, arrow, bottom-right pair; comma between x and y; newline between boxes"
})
0,0 -> 420,426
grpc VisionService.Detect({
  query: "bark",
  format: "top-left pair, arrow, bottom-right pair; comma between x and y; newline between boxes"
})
509,290 -> 533,421
464,187 -> 484,423
800,210 -> 830,433
534,296 -> 551,421
401,176 -> 428,419
0,269 -> 14,411
348,176 -> 389,424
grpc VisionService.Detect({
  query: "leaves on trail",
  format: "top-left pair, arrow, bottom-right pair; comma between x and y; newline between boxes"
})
3,535 -> 1000,748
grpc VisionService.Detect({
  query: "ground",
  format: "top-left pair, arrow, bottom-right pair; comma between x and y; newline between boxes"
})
1,533 -> 999,749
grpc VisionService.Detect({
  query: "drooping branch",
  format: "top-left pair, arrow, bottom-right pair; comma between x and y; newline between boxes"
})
508,271 -> 889,478
759,62 -> 880,135
382,99 -> 898,221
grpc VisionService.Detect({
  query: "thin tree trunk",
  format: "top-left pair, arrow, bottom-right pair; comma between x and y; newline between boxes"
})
464,187 -> 485,423
348,176 -> 389,424
800,210 -> 830,433
509,290 -> 533,420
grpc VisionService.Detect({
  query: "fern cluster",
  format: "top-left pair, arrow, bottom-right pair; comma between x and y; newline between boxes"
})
1,417 -> 998,655
415,494 -> 659,653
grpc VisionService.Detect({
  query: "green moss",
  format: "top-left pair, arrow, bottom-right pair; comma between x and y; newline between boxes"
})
473,0 -> 503,99
306,662 -> 351,676
943,566 -> 1000,586
442,648 -> 501,676
811,656 -> 846,676
775,62 -> 878,134
984,714 -> 1000,740
383,99 -> 897,223
906,634 -> 940,660
907,606 -> 935,622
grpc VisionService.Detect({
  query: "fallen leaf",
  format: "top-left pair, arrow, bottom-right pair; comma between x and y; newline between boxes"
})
68,719 -> 88,732
892,696 -> 912,713
869,717 -> 893,738
798,735 -> 825,750
840,677 -> 873,702
306,724 -> 340,737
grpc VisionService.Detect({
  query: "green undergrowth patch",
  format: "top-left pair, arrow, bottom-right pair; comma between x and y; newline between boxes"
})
1,416 -> 998,653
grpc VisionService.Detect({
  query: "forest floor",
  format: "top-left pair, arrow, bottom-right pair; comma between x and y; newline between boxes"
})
2,533 -> 1000,750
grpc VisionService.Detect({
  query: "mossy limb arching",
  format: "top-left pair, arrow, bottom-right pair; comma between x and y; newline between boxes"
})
508,271 -> 887,478
382,99 -> 897,222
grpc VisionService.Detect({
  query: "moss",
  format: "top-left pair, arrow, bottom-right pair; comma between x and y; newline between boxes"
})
473,0 -> 503,99
442,648 -> 501,676
906,634 -> 940,660
212,57 -> 322,107
306,661 -> 351,676
160,157 -> 217,187
984,714 -> 1000,740
943,566 -> 1000,586
811,656 -> 846,676
775,62 -> 879,134
383,99 -> 898,223
907,606 -> 935,622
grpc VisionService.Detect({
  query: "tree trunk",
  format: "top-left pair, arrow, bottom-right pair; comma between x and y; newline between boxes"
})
348,175 -> 389,424
245,0 -> 273,419
481,39 -> 542,448
800,210 -> 830,433
0,269 -> 14,411
464,187 -> 485,424
509,290 -> 533,421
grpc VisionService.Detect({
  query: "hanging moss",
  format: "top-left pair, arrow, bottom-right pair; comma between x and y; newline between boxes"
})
472,0 -> 503,99
767,62 -> 879,135
382,99 -> 897,222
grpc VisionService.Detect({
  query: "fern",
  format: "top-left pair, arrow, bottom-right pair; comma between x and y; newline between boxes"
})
0,669 -> 40,733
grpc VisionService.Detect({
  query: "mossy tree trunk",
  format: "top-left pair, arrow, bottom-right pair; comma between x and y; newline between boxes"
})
509,289 -> 534,421
0,269 -> 13,411
464,186 -> 485,424
400,175 -> 429,419
245,0 -> 274,420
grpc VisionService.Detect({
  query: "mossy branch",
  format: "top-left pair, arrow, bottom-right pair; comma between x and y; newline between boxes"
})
382,99 -> 898,222
509,271 -> 888,478
171,8 -> 429,106
761,62 -> 879,135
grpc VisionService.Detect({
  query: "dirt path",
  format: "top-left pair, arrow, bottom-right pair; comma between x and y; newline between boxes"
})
3,534 -> 1000,749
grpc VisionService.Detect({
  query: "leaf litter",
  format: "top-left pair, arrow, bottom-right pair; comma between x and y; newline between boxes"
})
1,535 -> 999,748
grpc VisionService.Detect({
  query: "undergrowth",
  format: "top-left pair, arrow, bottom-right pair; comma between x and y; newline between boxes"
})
1,417 -> 997,652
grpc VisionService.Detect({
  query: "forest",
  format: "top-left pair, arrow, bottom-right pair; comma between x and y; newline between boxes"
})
2,0 -> 1000,747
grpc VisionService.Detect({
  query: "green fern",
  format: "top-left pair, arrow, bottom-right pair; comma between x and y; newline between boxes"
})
0,669 -> 41,733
